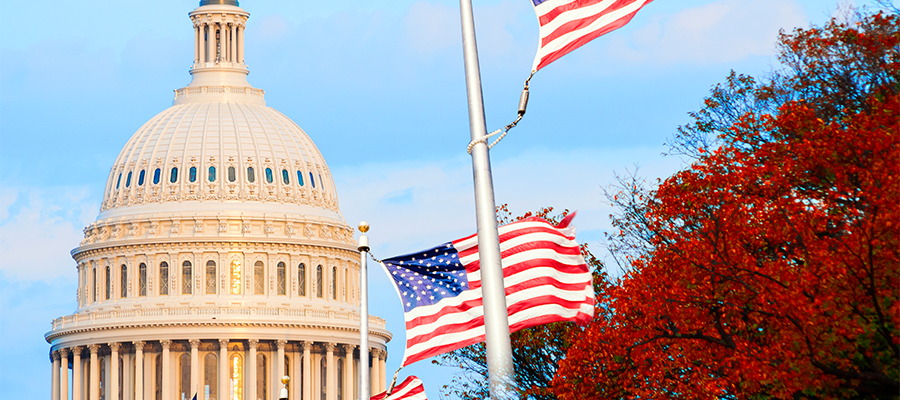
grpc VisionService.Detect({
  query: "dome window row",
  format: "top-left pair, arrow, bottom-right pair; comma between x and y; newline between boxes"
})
112,166 -> 323,190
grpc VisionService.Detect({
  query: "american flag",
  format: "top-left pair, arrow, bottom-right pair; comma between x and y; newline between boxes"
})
370,375 -> 428,400
380,213 -> 594,366
532,0 -> 654,71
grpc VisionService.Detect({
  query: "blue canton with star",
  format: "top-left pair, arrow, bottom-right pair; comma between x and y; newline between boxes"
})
382,242 -> 470,312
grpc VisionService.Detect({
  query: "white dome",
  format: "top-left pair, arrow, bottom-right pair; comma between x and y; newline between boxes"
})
98,100 -> 341,222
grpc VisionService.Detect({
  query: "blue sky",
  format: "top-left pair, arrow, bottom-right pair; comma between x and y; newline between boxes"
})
0,0 -> 860,398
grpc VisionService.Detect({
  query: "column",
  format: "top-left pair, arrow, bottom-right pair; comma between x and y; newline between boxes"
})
60,348 -> 70,400
237,25 -> 245,63
133,342 -> 144,400
194,22 -> 200,64
301,342 -> 311,400
89,345 -> 101,400
247,340 -> 258,400
161,340 -> 172,400
189,340 -> 200,400
276,340 -> 287,384
73,347 -> 83,400
218,339 -> 229,400
109,343 -> 121,400
341,345 -> 353,400
369,349 -> 378,396
378,352 -> 386,393
230,23 -> 237,63
207,22 -> 216,65
325,343 -> 335,400
52,351 -> 61,400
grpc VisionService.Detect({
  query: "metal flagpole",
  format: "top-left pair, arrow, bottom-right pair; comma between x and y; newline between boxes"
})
357,221 -> 371,400
457,0 -> 516,398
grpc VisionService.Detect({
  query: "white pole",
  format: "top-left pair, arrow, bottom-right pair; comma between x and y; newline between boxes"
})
357,221 -> 371,400
457,0 -> 516,398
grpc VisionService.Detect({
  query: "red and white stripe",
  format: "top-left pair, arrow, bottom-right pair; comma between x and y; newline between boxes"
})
391,213 -> 594,366
532,0 -> 654,71
371,376 -> 428,400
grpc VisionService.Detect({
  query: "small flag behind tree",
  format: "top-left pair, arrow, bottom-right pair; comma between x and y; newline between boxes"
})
380,213 -> 594,366
371,375 -> 428,400
532,0 -> 654,71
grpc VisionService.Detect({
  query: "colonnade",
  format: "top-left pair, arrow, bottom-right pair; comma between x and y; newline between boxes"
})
194,19 -> 245,65
51,339 -> 387,400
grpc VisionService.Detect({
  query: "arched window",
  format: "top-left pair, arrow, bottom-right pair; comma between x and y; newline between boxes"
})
320,174 -> 325,190
208,166 -> 216,182
206,260 -> 217,294
230,259 -> 242,295
153,168 -> 161,184
309,172 -> 316,188
204,354 -> 218,400
116,173 -> 122,189
332,266 -> 337,300
121,265 -> 128,298
337,359 -> 344,400
118,356 -> 124,400
247,167 -> 255,183
105,266 -> 111,300
284,356 -> 291,392
126,171 -> 132,188
298,264 -> 306,296
170,167 -> 178,183
320,357 -> 327,400
139,263 -> 147,296
189,166 -> 198,182
277,262 -> 286,295
179,353 -> 191,400
230,353 -> 243,400
182,261 -> 192,295
265,168 -> 274,184
92,269 -> 97,302
155,355 -> 163,400
254,261 -> 265,295
159,262 -> 169,295
257,353 -> 267,400
99,358 -> 107,400
344,269 -> 348,302
138,170 -> 146,186
297,170 -> 305,186
228,166 -> 236,182
282,169 -> 290,185
316,265 -> 323,298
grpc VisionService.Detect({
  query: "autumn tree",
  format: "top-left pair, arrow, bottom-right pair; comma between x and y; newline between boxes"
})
434,205 -> 609,400
553,9 -> 899,399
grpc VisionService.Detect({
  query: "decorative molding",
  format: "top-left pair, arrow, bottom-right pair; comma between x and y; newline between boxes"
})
88,344 -> 100,354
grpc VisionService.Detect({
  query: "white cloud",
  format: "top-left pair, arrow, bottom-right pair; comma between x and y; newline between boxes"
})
600,0 -> 808,66
0,186 -> 99,282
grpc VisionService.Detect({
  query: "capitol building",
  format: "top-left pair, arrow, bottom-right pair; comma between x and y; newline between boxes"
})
45,1 -> 392,399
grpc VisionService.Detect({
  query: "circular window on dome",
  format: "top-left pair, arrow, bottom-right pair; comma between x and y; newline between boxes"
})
265,168 -> 274,184
170,167 -> 178,183
296,170 -> 304,186
228,166 -> 236,182
281,169 -> 290,185
153,168 -> 161,185
189,166 -> 197,183
126,171 -> 132,188
247,167 -> 255,183
208,166 -> 216,182
138,170 -> 146,186
309,172 -> 316,188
